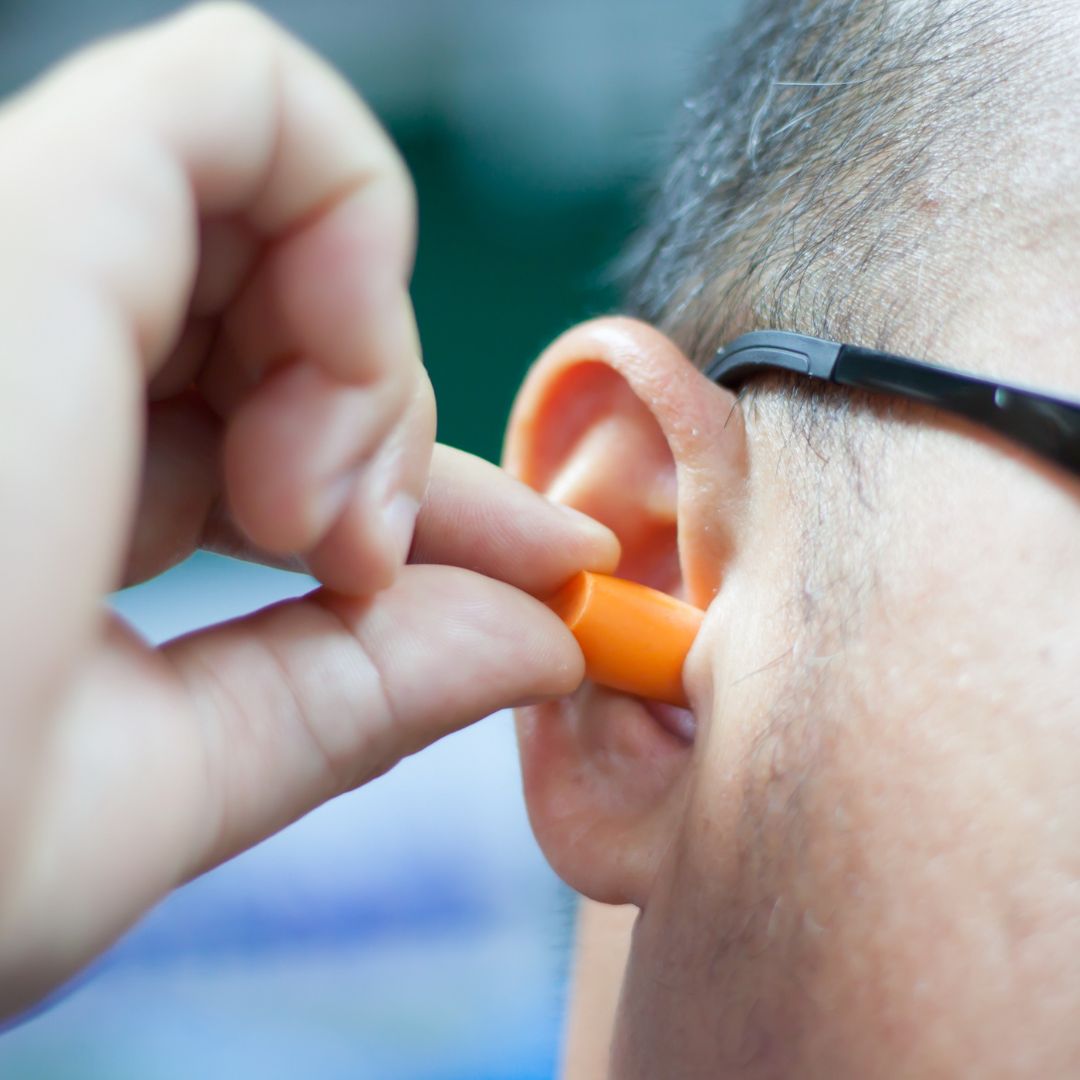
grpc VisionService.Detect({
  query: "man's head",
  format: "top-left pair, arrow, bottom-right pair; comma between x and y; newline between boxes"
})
506,0 -> 1080,1075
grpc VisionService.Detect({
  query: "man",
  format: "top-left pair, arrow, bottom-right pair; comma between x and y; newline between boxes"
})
2,2 -> 1078,1077
505,0 -> 1080,1074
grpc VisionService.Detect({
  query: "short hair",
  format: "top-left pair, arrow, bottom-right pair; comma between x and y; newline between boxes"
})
621,0 -> 1063,369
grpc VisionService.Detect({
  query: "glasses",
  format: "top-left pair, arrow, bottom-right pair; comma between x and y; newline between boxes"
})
707,330 -> 1080,480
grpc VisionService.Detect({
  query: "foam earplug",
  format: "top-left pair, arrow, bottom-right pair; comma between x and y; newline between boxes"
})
545,571 -> 703,708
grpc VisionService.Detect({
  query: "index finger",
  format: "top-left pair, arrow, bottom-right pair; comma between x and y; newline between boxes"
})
0,3 -> 420,702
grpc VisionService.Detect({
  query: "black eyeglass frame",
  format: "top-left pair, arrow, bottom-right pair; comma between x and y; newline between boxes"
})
706,330 -> 1080,479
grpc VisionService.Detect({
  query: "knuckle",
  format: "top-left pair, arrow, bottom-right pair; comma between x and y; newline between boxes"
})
174,1 -> 276,40
52,2 -> 281,106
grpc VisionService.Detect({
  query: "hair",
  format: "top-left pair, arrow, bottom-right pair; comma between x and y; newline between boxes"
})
611,4 -> 1080,1056
619,0 -> 1071,628
622,0 -> 1065,367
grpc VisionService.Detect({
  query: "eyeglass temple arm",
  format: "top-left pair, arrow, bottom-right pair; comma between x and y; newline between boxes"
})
836,347 -> 1080,478
707,332 -> 1080,479
705,331 -> 843,383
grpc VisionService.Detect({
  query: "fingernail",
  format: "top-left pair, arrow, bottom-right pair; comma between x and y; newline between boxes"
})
553,502 -> 621,561
383,491 -> 420,566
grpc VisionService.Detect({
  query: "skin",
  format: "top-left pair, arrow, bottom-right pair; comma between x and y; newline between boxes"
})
6,4 -> 1080,1075
0,4 -> 621,1018
507,308 -> 1080,1077
561,899 -> 635,1080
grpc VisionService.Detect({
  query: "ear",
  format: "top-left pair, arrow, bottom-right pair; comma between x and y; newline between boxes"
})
504,316 -> 747,907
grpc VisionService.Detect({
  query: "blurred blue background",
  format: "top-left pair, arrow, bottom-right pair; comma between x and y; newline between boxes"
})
0,1 -> 743,1076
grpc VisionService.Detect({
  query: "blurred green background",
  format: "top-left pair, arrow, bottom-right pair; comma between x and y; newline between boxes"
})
403,126 -> 629,462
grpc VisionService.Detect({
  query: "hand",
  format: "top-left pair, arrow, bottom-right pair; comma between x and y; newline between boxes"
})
0,3 -> 618,1016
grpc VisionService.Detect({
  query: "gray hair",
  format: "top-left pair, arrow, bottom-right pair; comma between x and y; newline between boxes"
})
621,0 -> 1069,631
621,0 -> 1060,368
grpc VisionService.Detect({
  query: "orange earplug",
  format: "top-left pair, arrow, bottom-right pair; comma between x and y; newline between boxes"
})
545,572 -> 703,707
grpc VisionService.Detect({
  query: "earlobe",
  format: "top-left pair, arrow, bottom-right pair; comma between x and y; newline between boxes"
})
504,316 -> 747,908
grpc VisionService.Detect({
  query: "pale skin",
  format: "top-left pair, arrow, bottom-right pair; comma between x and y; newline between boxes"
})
0,4 -> 622,1018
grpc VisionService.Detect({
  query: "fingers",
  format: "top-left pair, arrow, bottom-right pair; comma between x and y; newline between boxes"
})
294,372 -> 436,594
411,445 -> 622,595
2,560 -> 589,1002
22,1 -> 417,369
1,2 -> 425,681
126,436 -> 618,593
139,4 -> 424,579
215,352 -> 434,594
166,565 -> 585,875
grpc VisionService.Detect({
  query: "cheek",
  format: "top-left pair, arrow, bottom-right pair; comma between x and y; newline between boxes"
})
611,709 -> 830,1076
612,781 -> 795,1075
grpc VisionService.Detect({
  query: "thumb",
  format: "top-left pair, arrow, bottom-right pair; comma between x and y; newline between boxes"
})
166,564 -> 583,876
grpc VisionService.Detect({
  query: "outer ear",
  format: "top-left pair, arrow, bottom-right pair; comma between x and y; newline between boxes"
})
503,316 -> 747,908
